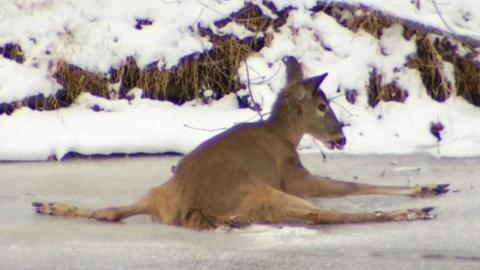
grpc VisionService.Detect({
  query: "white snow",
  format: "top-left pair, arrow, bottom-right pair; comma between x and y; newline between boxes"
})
0,0 -> 480,160
0,57 -> 60,103
0,93 -> 254,161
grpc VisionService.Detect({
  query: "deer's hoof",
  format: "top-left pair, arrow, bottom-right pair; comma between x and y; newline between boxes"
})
406,207 -> 436,221
32,202 -> 69,216
421,207 -> 436,219
432,184 -> 450,195
32,201 -> 43,208
32,201 -> 46,214
417,184 -> 450,198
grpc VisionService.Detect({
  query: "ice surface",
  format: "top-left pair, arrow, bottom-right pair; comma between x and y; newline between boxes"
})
0,154 -> 479,270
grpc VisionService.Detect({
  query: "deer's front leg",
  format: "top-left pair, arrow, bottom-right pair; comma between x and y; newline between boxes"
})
305,176 -> 449,198
282,167 -> 449,198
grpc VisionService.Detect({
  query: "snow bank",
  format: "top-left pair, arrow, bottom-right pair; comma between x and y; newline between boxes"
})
0,0 -> 479,161
0,93 -> 256,161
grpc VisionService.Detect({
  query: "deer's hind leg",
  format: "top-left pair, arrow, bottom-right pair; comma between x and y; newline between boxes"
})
238,186 -> 436,226
32,200 -> 149,222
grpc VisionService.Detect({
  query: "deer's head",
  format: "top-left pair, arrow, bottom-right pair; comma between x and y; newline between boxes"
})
279,56 -> 346,150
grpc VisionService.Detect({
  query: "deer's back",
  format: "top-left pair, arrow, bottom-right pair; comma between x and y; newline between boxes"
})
171,121 -> 295,219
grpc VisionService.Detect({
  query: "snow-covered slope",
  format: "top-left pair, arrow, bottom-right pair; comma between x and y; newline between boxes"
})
0,0 -> 479,161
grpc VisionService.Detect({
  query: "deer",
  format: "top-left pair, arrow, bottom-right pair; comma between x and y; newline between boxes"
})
32,56 -> 449,230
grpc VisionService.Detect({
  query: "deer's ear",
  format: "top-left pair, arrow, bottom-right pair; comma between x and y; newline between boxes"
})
283,56 -> 303,85
304,73 -> 328,93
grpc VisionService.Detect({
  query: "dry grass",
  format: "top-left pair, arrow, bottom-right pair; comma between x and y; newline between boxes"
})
197,34 -> 258,98
0,102 -> 15,115
0,62 -> 110,114
454,54 -> 480,106
231,3 -> 272,32
53,61 -> 110,105
368,69 -> 409,107
72,3 -> 287,106
313,3 -> 480,107
0,43 -> 25,63
216,2 -> 291,32
114,56 -> 140,98
137,63 -> 171,100
43,27 -> 264,111
434,38 -> 480,106
354,11 -> 394,38
411,35 -> 452,102
0,3 -> 288,115
407,36 -> 479,105
108,34 -> 259,104
313,3 -> 393,38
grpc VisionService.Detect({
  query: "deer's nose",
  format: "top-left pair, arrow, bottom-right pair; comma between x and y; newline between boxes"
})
337,136 -> 347,147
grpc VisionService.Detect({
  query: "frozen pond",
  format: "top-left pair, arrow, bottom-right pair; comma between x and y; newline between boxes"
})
0,154 -> 479,270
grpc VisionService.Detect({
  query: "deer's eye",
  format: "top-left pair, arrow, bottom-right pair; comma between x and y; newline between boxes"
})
318,103 -> 327,112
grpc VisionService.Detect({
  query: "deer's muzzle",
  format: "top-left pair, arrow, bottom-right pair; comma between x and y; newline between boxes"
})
329,136 -> 346,150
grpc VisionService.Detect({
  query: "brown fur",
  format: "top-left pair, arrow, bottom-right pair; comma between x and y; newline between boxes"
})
33,56 -> 448,230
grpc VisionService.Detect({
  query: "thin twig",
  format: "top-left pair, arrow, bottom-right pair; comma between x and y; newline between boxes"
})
311,139 -> 351,177
249,59 -> 284,85
431,0 -> 456,36
312,140 -> 329,163
241,111 -> 271,123
330,99 -> 358,118
183,123 -> 227,132
327,93 -> 346,101
193,7 -> 205,27
196,0 -> 249,20
244,58 -> 264,120
196,0 -> 271,24
161,0 -> 181,4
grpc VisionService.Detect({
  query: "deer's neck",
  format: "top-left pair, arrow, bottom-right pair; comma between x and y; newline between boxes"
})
268,96 -> 305,147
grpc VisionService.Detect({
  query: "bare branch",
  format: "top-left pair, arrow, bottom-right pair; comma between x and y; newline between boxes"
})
431,0 -> 457,36
183,123 -> 227,132
244,58 -> 264,120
